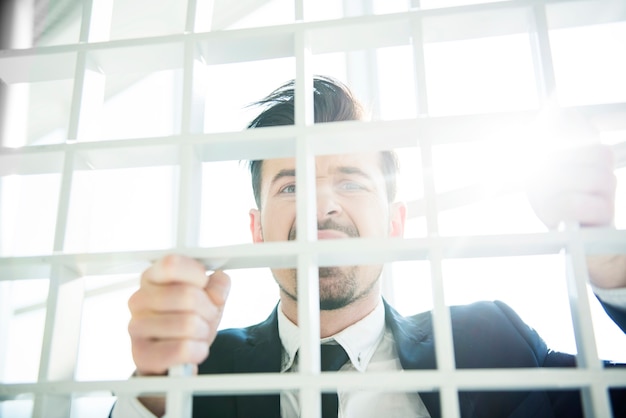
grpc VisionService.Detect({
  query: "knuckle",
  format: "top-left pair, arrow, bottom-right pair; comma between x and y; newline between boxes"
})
127,290 -> 143,312
161,254 -> 184,275
181,285 -> 200,308
181,315 -> 202,337
127,317 -> 145,338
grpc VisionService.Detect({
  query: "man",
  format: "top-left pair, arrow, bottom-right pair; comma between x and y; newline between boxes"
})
113,76 -> 626,417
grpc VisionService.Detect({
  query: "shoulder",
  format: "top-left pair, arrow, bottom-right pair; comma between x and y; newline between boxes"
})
398,301 -> 550,368
450,300 -> 549,368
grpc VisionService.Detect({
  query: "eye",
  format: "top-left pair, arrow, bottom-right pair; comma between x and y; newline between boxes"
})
339,181 -> 366,191
279,184 -> 296,194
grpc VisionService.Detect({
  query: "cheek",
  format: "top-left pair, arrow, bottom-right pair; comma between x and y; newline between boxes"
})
261,204 -> 296,241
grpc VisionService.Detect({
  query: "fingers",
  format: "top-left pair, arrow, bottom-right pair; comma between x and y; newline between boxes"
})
128,313 -> 211,340
141,254 -> 209,287
128,255 -> 231,376
132,339 -> 210,375
546,192 -> 615,227
206,270 -> 231,306
527,144 -> 617,229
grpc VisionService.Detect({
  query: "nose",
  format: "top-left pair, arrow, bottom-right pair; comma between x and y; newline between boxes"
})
316,185 -> 342,220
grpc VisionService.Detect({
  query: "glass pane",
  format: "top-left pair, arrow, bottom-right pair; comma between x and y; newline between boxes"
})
96,70 -> 182,141
550,22 -> 626,106
218,0 -> 294,31
1,279 -> 49,384
219,268 -> 279,329
443,255 -> 574,351
420,0 -> 511,8
377,46 -> 418,121
75,276 -> 137,381
199,161 -> 256,248
388,260 -> 433,316
0,173 -> 61,256
202,58 -> 296,133
424,34 -> 538,116
0,399 -> 33,418
109,0 -> 187,40
70,396 -> 117,418
0,51 -> 76,147
65,165 -> 177,253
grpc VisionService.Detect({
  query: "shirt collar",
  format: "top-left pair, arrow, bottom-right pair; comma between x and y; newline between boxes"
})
277,299 -> 386,372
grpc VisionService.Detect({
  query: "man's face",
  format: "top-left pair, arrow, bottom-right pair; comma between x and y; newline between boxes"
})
249,153 -> 406,310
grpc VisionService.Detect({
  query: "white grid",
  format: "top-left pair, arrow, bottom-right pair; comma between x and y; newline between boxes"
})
1,0 -> 626,417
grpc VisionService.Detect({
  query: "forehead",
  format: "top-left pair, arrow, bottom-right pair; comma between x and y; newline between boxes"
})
260,152 -> 384,182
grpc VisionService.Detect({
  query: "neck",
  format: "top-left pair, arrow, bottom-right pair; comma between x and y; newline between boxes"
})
280,291 -> 381,338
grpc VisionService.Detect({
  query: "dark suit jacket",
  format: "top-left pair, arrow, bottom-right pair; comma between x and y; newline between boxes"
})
194,300 -> 625,417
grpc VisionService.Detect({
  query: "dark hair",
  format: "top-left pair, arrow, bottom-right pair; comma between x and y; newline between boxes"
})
247,76 -> 398,208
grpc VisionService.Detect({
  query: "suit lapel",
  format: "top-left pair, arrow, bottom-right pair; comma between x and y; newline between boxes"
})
233,306 -> 282,418
384,300 -> 442,418
230,301 -> 444,417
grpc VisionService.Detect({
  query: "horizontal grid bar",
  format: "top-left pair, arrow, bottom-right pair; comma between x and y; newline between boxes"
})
2,368 -> 625,398
0,3 -> 624,416
1,105 -> 625,166
0,229 -> 624,280
0,0 -> 623,61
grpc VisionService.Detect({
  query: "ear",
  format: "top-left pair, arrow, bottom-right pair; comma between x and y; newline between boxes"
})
388,201 -> 406,238
249,209 -> 264,243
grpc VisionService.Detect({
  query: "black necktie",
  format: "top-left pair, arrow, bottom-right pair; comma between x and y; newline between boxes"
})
320,344 -> 349,418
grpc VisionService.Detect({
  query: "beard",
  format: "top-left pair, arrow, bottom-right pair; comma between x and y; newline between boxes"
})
276,220 -> 379,310
276,265 -> 374,311
287,219 -> 359,241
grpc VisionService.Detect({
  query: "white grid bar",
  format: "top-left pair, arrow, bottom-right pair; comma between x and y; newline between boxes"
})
294,27 -> 323,418
563,223 -> 613,417
1,230 -> 625,280
1,1 -> 625,417
2,368 -> 625,398
528,2 -> 557,102
2,107 -> 625,166
0,0 -> 623,64
165,7 -> 213,413
420,130 -> 460,417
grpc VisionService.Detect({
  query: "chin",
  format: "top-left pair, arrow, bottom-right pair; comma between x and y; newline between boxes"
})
319,297 -> 352,311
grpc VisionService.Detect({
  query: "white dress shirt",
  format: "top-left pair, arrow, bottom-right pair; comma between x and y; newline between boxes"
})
112,291 -> 626,418
112,299 -> 430,418
277,300 -> 430,418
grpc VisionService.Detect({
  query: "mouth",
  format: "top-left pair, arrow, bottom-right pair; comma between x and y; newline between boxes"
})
317,229 -> 350,240
288,220 -> 359,241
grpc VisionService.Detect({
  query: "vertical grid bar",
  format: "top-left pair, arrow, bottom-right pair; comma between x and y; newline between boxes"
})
165,142 -> 201,418
33,149 -> 83,417
529,2 -> 609,416
421,140 -> 460,418
410,13 -> 429,116
186,0 -> 201,32
192,0 -> 215,33
85,0 -> 113,42
563,222 -> 612,418
528,3 -> 557,104
69,0 -> 100,142
295,0 -> 305,21
165,18 -> 209,416
74,59 -> 105,141
0,281 -> 13,381
33,265 -> 83,418
295,27 -> 322,418
31,1 -> 98,413
343,0 -> 380,119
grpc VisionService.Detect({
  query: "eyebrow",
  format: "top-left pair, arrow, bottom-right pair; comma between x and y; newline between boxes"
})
336,166 -> 372,180
269,166 -> 373,186
270,169 -> 296,186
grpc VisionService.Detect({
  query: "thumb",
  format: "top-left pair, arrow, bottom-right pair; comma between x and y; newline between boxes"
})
205,270 -> 231,307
